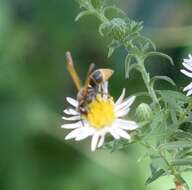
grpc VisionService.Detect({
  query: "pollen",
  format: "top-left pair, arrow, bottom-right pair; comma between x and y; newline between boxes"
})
83,94 -> 116,129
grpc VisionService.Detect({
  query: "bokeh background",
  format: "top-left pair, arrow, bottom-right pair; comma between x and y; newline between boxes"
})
0,0 -> 192,189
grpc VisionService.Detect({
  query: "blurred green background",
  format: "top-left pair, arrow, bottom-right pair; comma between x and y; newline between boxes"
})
0,0 -> 192,189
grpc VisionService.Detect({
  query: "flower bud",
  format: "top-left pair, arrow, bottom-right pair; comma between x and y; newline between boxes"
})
135,103 -> 153,122
104,18 -> 127,41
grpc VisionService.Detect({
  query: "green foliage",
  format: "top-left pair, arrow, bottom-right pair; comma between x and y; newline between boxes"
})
145,167 -> 166,186
150,76 -> 176,88
75,0 -> 192,189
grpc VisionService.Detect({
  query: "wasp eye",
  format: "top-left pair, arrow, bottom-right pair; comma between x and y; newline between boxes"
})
91,70 -> 103,84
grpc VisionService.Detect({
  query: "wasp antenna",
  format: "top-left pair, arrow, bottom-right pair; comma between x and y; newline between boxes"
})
65,51 -> 81,91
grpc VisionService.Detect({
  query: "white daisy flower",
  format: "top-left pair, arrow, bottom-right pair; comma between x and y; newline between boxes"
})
180,54 -> 192,96
61,83 -> 138,151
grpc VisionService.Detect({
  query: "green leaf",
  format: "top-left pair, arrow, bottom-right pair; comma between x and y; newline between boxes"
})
91,0 -> 103,9
159,141 -> 192,150
178,148 -> 192,158
103,5 -> 126,17
130,21 -> 143,34
145,169 -> 166,185
150,76 -> 176,88
171,159 -> 192,166
158,90 -> 188,124
137,35 -> 156,51
125,54 -> 132,78
145,51 -> 174,66
174,130 -> 192,142
75,10 -> 94,21
107,40 -> 121,57
98,22 -> 108,36
158,90 -> 189,102
124,54 -> 139,78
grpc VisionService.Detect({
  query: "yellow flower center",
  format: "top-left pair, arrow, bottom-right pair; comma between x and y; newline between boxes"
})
83,94 -> 116,129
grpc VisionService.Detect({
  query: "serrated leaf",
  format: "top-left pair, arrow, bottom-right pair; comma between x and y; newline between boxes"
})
145,51 -> 174,66
75,10 -> 93,21
145,169 -> 166,185
150,76 -> 176,88
159,141 -> 192,150
171,159 -> 192,166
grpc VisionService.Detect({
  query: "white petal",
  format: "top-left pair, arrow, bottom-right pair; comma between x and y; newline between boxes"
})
75,127 -> 95,141
182,62 -> 192,71
61,121 -> 83,129
186,89 -> 192,96
91,133 -> 99,151
114,119 -> 138,130
115,88 -> 126,105
180,69 -> 192,78
62,115 -> 81,121
183,82 -> 192,92
64,108 -> 79,115
189,54 -> 192,59
109,128 -> 120,139
114,128 -> 130,140
184,58 -> 192,64
65,128 -> 82,140
97,127 -> 109,137
115,96 -> 135,112
115,107 -> 130,117
97,135 -> 105,148
66,97 -> 78,107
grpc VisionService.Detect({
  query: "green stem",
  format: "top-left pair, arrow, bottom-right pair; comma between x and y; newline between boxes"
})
94,10 -> 108,23
140,142 -> 182,187
138,58 -> 160,108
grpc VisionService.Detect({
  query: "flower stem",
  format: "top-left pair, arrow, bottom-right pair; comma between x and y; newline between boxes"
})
138,58 -> 160,108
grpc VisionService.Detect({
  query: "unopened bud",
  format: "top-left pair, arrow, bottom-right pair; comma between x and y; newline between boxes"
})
135,103 -> 153,122
104,18 -> 127,41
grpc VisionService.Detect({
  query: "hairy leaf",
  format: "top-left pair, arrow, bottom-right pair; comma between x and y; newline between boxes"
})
172,159 -> 192,166
75,10 -> 94,21
159,141 -> 192,150
124,54 -> 139,78
145,169 -> 166,185
150,76 -> 176,88
145,52 -> 174,66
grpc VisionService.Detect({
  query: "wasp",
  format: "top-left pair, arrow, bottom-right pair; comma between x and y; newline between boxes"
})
65,51 -> 114,114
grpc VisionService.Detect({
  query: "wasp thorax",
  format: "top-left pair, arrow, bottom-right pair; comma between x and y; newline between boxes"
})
90,70 -> 103,84
90,69 -> 114,85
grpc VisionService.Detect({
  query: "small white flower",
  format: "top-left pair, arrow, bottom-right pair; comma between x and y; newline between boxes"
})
180,54 -> 192,96
61,84 -> 138,151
